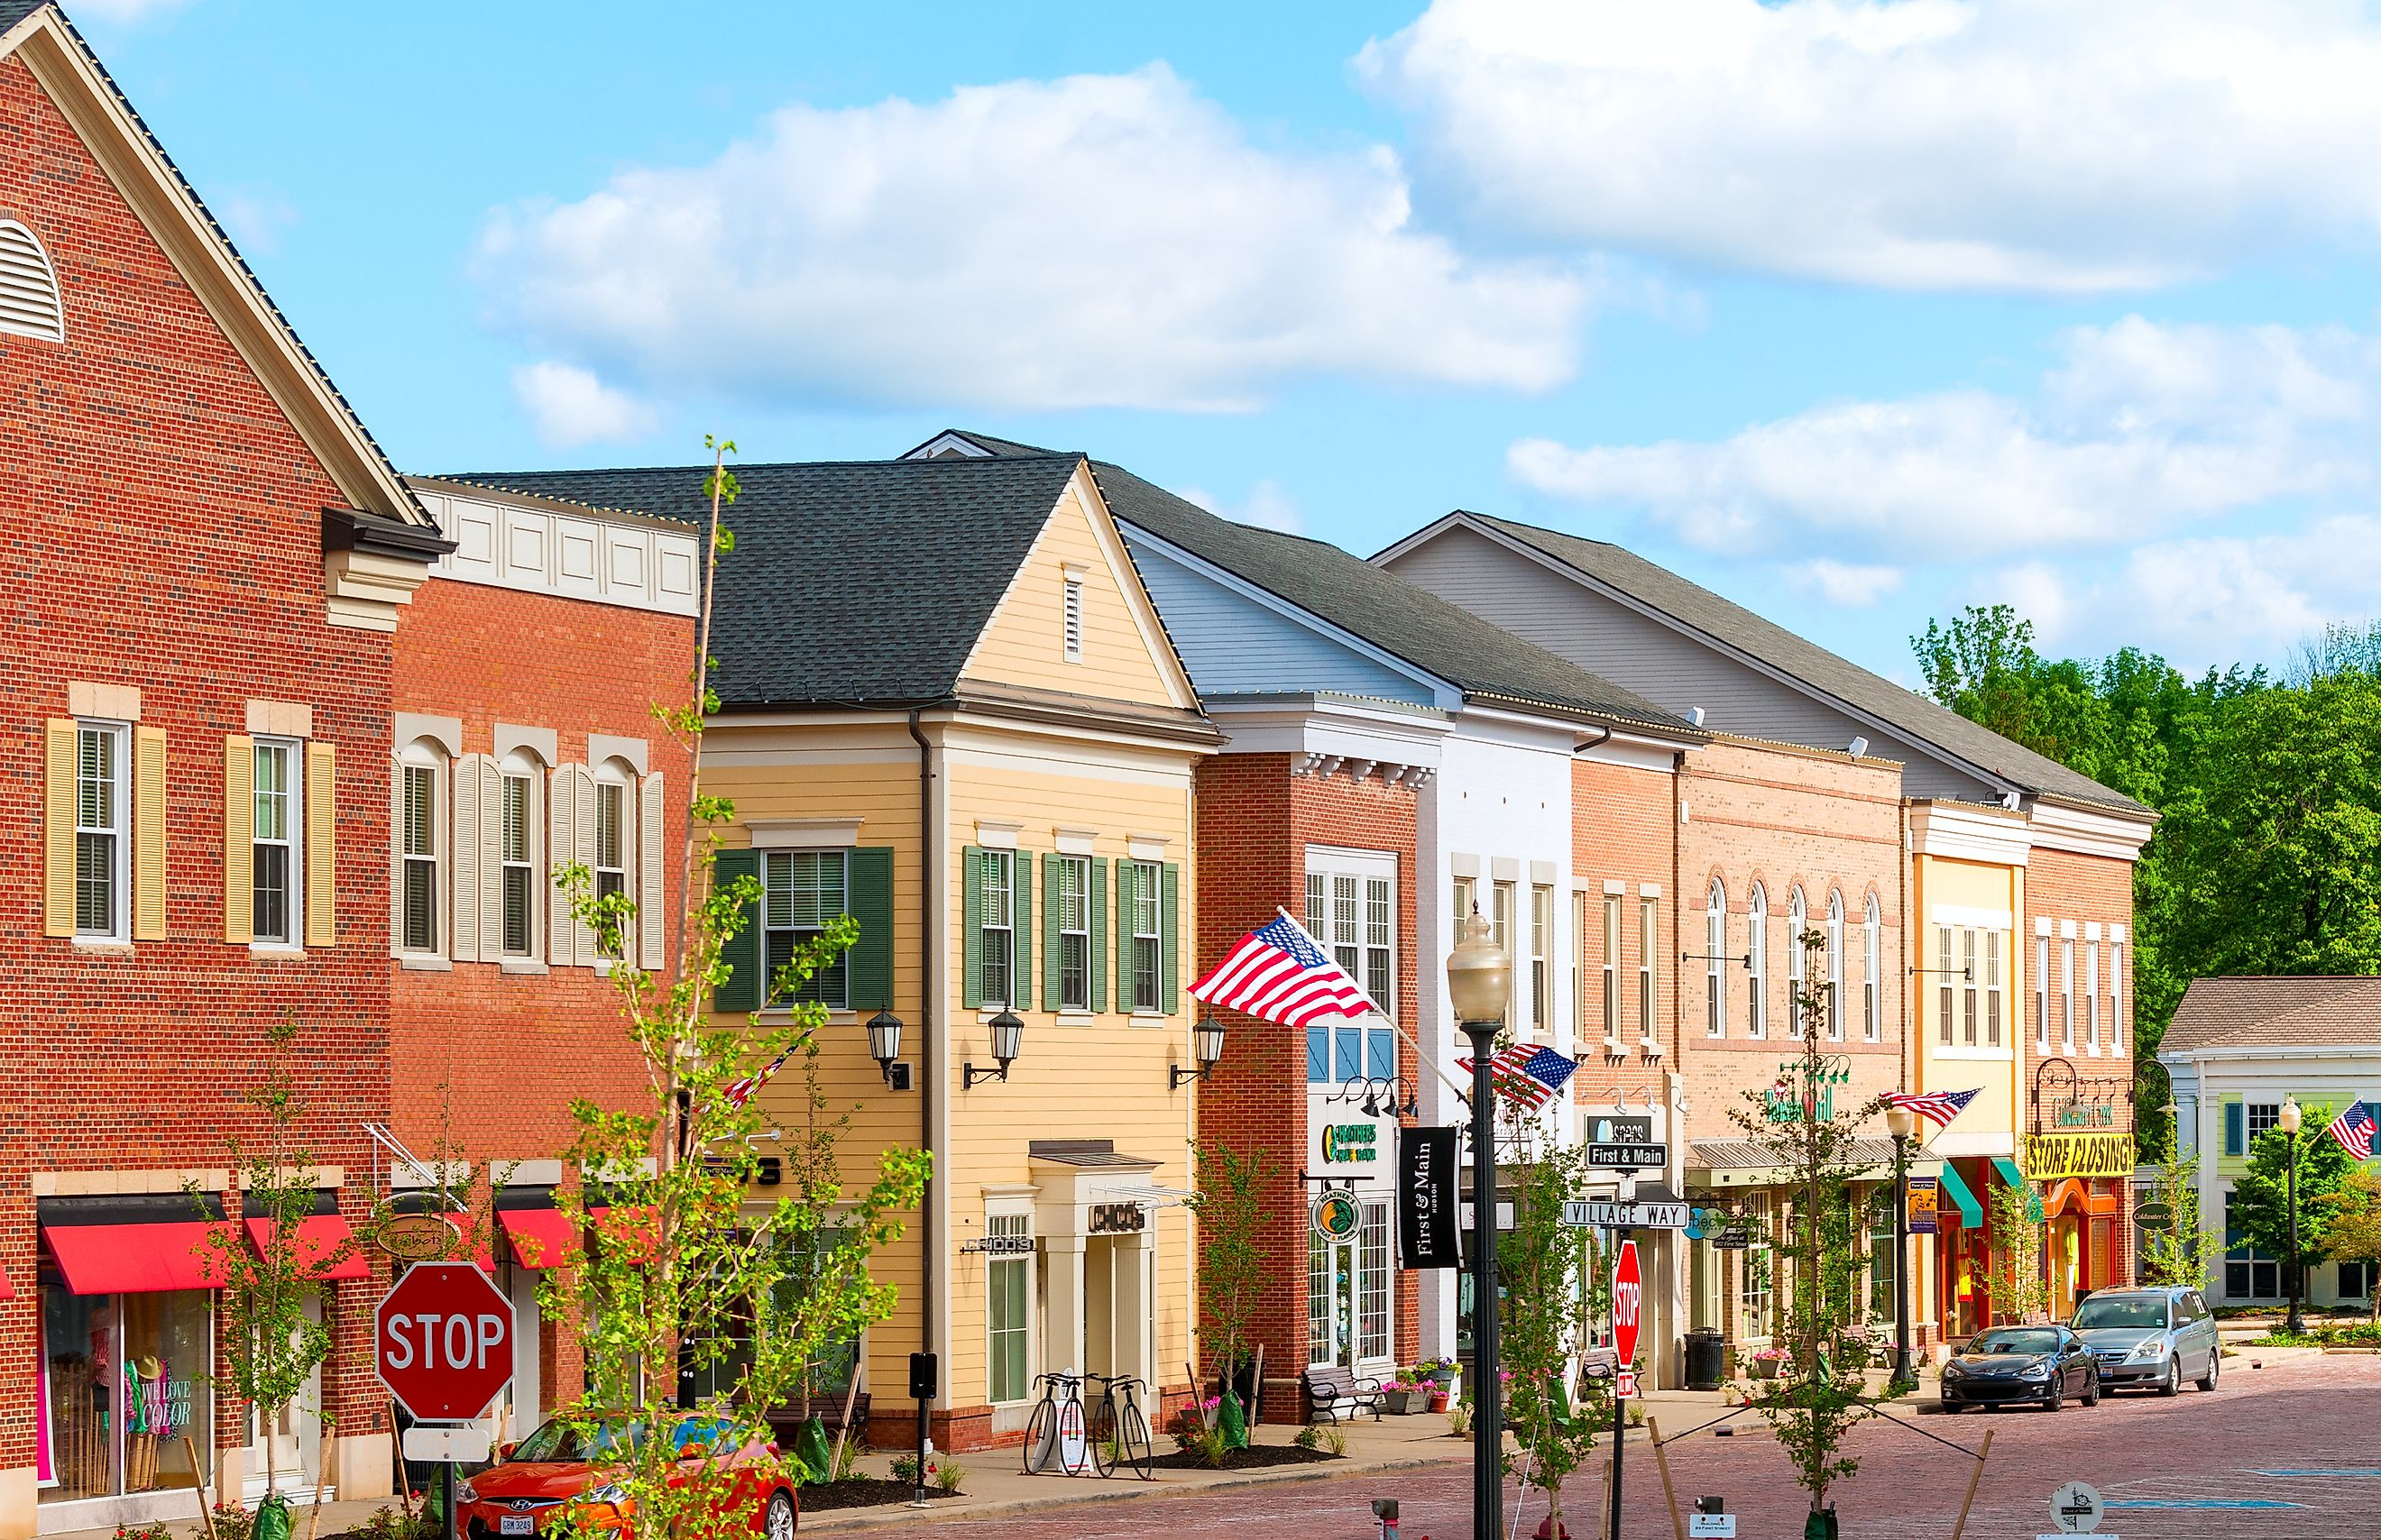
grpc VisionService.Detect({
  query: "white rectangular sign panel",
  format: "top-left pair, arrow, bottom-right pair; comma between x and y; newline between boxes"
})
401,1425 -> 493,1464
1562,1200 -> 1688,1230
1688,1517 -> 1737,1539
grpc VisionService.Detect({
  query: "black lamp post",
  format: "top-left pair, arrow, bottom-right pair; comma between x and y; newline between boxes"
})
1445,908 -> 1510,1540
2280,1095 -> 2304,1335
1885,1102 -> 1916,1389
1171,1014 -> 1227,1089
964,1010 -> 1024,1089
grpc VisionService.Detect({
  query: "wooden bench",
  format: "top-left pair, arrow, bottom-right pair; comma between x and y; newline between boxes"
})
1301,1364 -> 1384,1424
767,1391 -> 869,1448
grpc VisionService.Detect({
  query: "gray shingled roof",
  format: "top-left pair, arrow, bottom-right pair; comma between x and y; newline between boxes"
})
1448,514 -> 2146,813
2159,976 -> 2381,1057
439,457 -> 1083,707
1091,463 -> 1695,733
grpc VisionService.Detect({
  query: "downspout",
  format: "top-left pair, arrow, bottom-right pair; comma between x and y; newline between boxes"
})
908,705 -> 948,1416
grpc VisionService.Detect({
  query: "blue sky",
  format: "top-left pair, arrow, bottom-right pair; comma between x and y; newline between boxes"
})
71,0 -> 2381,682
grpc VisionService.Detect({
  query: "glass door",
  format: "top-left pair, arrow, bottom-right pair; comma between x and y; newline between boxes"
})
244,1290 -> 321,1499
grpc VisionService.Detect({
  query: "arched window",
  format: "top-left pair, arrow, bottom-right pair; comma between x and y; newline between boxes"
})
1746,884 -> 1768,1039
1786,887 -> 1807,1039
0,220 -> 64,343
1862,894 -> 1882,1041
1825,891 -> 1845,1040
1705,880 -> 1726,1039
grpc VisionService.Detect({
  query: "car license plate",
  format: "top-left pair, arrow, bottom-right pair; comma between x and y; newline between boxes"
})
500,1517 -> 535,1535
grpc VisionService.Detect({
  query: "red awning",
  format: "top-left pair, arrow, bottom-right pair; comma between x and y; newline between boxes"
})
43,1223 -> 226,1295
498,1207 -> 581,1270
244,1215 -> 371,1282
0,1264 -> 14,1301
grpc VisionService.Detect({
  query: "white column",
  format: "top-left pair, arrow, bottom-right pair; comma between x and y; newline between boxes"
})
1045,1235 -> 1088,1377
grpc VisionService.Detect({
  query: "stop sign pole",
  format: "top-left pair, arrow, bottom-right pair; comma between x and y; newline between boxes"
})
1610,1234 -> 1642,1540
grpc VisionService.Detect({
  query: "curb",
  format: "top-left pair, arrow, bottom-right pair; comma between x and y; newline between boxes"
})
800,1450 -> 1469,1531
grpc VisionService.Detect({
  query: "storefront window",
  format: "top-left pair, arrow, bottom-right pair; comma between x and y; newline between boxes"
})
1739,1195 -> 1773,1341
1358,1204 -> 1390,1363
41,1283 -> 212,1504
987,1215 -> 1032,1404
1867,1191 -> 1895,1322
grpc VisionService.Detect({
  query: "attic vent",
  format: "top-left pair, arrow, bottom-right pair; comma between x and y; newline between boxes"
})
0,221 -> 63,343
1062,576 -> 1084,662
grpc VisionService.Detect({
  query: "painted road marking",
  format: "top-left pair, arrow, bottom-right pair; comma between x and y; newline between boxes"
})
2247,1469 -> 2381,1477
2105,1499 -> 2304,1510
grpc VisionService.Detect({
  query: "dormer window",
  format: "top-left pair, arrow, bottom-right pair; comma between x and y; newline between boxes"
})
0,221 -> 64,343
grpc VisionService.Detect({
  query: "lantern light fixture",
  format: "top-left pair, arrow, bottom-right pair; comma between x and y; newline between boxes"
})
1170,1015 -> 1227,1090
965,1011 -> 1025,1089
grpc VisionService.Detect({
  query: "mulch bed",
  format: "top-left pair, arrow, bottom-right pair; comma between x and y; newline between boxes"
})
798,1478 -> 970,1512
1150,1443 -> 1343,1471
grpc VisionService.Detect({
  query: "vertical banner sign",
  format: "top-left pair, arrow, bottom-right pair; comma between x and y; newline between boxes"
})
1613,1239 -> 1642,1371
1907,1176 -> 1940,1236
1398,1126 -> 1461,1270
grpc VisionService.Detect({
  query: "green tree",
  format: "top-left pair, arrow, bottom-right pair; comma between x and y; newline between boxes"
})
1984,1183 -> 2047,1325
2137,1151 -> 2225,1291
2314,1167 -> 2381,1321
542,442 -> 932,1540
2232,1106 -> 2356,1275
1494,1140 -> 1608,1540
1186,1141 -> 1271,1423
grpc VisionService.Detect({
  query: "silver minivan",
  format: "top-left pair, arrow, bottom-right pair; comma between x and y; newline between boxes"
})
2069,1286 -> 2220,1395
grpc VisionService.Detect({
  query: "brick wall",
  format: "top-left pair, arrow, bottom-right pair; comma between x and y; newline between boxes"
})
2024,843 -> 2138,1285
0,50 -> 393,1487
1570,756 -> 1676,1107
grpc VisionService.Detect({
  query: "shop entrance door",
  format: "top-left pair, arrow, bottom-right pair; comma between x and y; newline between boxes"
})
1308,1201 -> 1393,1373
243,1291 -> 322,1500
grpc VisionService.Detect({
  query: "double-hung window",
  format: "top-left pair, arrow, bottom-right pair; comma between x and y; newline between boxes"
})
2061,938 -> 2076,1052
1492,881 -> 1515,1025
1602,893 -> 1623,1041
499,764 -> 535,957
1705,881 -> 1726,1039
1862,896 -> 1880,1041
2085,940 -> 2101,1053
1055,855 -> 1091,1011
594,779 -> 628,956
1960,929 -> 1979,1046
2036,935 -> 2052,1050
1825,892 -> 1844,1040
1747,885 -> 1768,1039
1638,897 -> 1658,1039
400,762 -> 438,953
1936,926 -> 1954,1046
1786,890 -> 1807,1038
765,850 -> 848,1007
1310,859 -> 1394,1077
1983,931 -> 2002,1046
252,738 -> 299,945
979,850 -> 1016,1007
75,721 -> 128,940
2110,941 -> 2125,1054
1126,858 -> 1162,1013
1531,885 -> 1554,1031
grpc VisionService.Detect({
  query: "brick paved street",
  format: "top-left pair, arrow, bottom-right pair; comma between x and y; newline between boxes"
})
840,1353 -> 2381,1540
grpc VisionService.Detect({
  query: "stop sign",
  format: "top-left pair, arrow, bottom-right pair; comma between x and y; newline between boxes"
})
1613,1239 -> 1641,1369
375,1261 -> 515,1421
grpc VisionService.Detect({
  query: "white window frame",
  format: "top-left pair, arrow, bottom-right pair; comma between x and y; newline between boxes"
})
1358,1200 -> 1392,1363
1706,880 -> 1726,1039
1825,891 -> 1844,1041
593,762 -> 633,959
1056,853 -> 1091,1012
1937,926 -> 1954,1047
1746,883 -> 1768,1040
2085,940 -> 2101,1055
1313,847 -> 1396,1022
1492,881 -> 1516,1026
2110,941 -> 2124,1055
2061,937 -> 2076,1053
1740,1192 -> 1774,1342
985,1210 -> 1035,1405
1638,896 -> 1658,1040
1786,887 -> 1807,1040
1959,928 -> 1979,1046
1862,895 -> 1880,1041
398,741 -> 446,958
74,719 -> 130,943
1126,857 -> 1163,1013
2036,936 -> 2052,1050
1531,884 -> 1555,1033
1983,930 -> 2002,1047
252,736 -> 303,948
979,849 -> 1016,1008
498,752 -> 539,959
765,848 -> 849,1010
1602,892 -> 1622,1042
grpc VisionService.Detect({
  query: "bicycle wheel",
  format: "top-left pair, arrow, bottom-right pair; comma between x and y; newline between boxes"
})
1120,1400 -> 1154,1480
1089,1394 -> 1118,1478
1022,1394 -> 1057,1475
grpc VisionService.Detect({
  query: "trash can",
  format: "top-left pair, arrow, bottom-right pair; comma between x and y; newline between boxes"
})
1686,1327 -> 1726,1391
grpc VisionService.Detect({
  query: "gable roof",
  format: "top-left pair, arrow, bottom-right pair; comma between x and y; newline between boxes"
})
1,2 -> 428,527
901,427 -> 1062,461
1089,463 -> 1694,735
2160,976 -> 2381,1057
1387,512 -> 2145,814
439,456 -> 1113,708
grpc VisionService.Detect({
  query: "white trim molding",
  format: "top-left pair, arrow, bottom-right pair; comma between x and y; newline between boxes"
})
2028,798 -> 2156,861
1908,800 -> 2032,866
750,817 -> 864,850
395,712 -> 463,758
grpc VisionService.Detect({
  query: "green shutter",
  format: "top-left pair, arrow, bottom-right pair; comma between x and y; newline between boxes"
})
1161,861 -> 1181,1015
1012,851 -> 1032,1010
1089,857 -> 1109,1014
848,847 -> 895,1012
961,847 -> 983,1012
712,848 -> 762,1013
1116,862 -> 1135,1013
1042,852 -> 1063,1009
2223,1099 -> 2245,1158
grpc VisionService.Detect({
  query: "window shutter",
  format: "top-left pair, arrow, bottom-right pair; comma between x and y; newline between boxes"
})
1115,861 -> 1134,1012
1161,861 -> 1181,1014
305,742 -> 336,949
452,755 -> 481,961
2223,1100 -> 2246,1159
43,719 -> 75,938
387,751 -> 405,959
848,847 -> 895,1013
572,765 -> 599,966
224,735 -> 253,944
961,847 -> 983,1012
1041,853 -> 1062,1009
1089,857 -> 1108,1013
712,848 -> 762,1013
639,772 -> 667,969
550,765 -> 578,965
1012,850 -> 1032,1011
476,756 -> 503,963
133,727 -> 166,941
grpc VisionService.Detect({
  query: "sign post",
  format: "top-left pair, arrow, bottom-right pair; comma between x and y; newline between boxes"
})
376,1261 -> 514,1540
1610,1237 -> 1641,1540
2043,1479 -> 2106,1536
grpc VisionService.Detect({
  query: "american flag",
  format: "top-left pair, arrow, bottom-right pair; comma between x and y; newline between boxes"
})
1453,1043 -> 1577,1112
720,1045 -> 795,1111
1882,1086 -> 1981,1132
1190,911 -> 1375,1027
2328,1100 -> 2377,1160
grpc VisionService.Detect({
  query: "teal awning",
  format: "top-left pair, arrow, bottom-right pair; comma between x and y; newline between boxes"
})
1990,1158 -> 2027,1192
1937,1161 -> 1984,1228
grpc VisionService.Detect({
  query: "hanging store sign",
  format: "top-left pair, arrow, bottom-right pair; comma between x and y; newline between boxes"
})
1311,1188 -> 1363,1245
1322,1123 -> 1381,1163
1908,1177 -> 1940,1235
1586,1141 -> 1669,1169
1397,1127 -> 1460,1270
1585,1114 -> 1656,1144
1087,1202 -> 1146,1236
961,1234 -> 1035,1255
2021,1132 -> 2133,1183
372,1213 -> 460,1261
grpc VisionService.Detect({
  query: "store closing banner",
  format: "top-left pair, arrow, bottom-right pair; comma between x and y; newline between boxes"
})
1399,1126 -> 1459,1269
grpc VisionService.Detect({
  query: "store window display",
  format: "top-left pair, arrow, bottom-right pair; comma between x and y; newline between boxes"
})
41,1279 -> 212,1504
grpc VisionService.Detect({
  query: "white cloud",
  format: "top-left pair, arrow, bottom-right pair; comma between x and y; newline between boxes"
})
1361,0 -> 2381,292
1175,478 -> 1303,535
1787,558 -> 1902,608
216,188 -> 299,259
1509,316 -> 2375,555
510,362 -> 653,449
69,0 -> 190,23
477,65 -> 1587,413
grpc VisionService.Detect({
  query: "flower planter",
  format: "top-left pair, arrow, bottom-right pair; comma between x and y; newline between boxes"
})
1751,1357 -> 1783,1380
1384,1389 -> 1430,1416
1428,1389 -> 1451,1413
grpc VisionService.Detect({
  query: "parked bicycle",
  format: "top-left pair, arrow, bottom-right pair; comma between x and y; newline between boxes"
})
1086,1371 -> 1154,1480
1022,1371 -> 1094,1476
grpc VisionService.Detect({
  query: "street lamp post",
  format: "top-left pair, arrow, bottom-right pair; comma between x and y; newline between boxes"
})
2280,1096 -> 2304,1335
1886,1102 -> 1917,1389
1446,910 -> 1511,1540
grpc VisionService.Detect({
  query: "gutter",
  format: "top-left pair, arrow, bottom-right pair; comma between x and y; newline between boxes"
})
906,704 -> 951,1418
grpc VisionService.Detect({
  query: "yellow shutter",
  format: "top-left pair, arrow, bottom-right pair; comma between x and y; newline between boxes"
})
133,726 -> 167,940
224,735 -> 253,944
306,740 -> 336,948
43,719 -> 75,937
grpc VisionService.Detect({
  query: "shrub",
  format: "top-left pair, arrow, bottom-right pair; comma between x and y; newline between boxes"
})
115,1524 -> 175,1540
933,1460 -> 966,1495
212,1504 -> 254,1540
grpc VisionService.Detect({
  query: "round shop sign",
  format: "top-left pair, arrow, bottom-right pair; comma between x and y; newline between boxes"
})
373,1213 -> 460,1260
1311,1189 -> 1363,1244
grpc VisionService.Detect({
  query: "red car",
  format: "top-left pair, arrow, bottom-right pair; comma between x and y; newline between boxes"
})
455,1415 -> 798,1540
